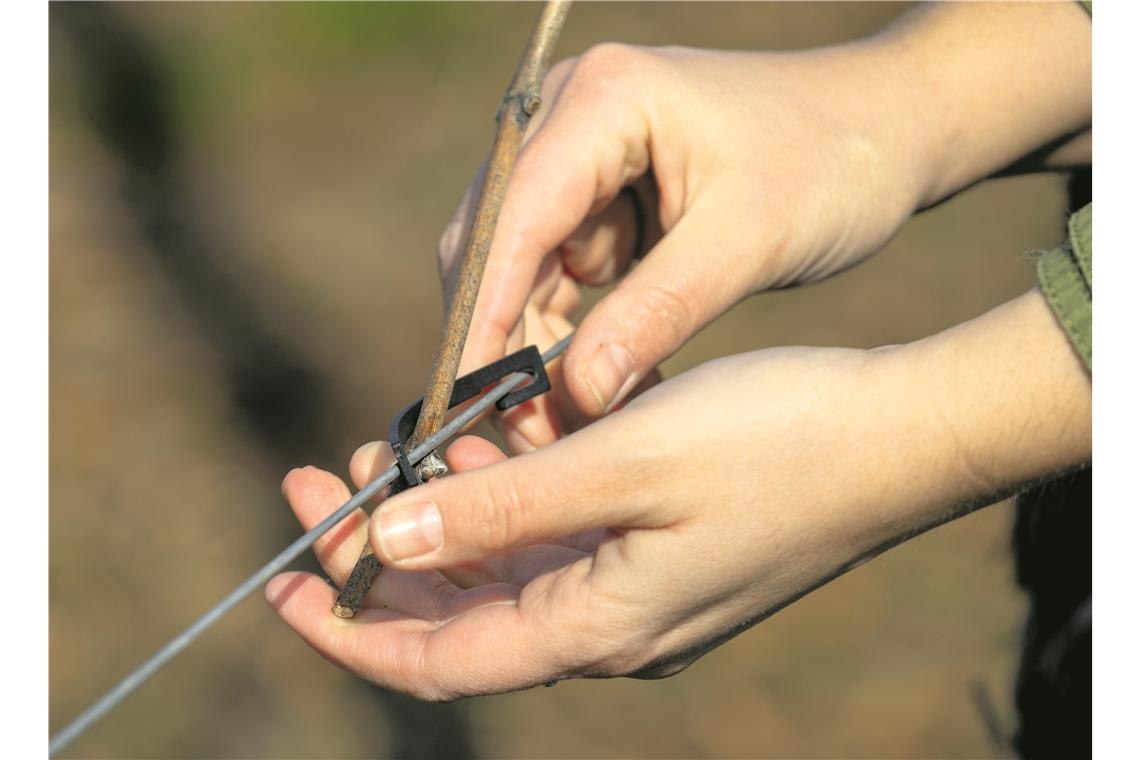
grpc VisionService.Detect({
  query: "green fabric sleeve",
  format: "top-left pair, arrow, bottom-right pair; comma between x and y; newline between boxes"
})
1039,1 -> 1092,370
1037,203 -> 1091,370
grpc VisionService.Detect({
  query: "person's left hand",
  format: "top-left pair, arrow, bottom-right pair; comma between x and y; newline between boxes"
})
265,291 -> 1090,699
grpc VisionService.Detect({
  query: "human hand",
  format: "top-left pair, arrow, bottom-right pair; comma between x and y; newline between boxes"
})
266,290 -> 1090,699
443,41 -> 930,450
441,3 -> 1090,453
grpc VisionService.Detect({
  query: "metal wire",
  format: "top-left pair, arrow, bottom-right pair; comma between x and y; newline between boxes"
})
49,334 -> 573,757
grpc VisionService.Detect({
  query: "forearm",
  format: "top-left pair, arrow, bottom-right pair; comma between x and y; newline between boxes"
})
869,1 -> 1091,207
876,289 -> 1091,537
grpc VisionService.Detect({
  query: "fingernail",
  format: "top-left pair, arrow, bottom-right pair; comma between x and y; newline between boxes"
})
375,500 -> 443,561
581,341 -> 637,413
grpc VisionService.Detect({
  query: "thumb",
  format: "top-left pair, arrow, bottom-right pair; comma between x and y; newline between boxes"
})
368,431 -> 666,570
565,205 -> 755,416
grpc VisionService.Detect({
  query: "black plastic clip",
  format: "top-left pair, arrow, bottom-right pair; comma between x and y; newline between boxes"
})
387,344 -> 551,491
390,440 -> 422,493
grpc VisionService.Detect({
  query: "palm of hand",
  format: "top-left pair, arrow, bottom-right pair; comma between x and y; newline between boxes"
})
266,437 -> 640,699
267,347 -> 899,699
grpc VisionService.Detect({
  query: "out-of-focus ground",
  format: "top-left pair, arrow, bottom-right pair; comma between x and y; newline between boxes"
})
50,3 -> 1069,758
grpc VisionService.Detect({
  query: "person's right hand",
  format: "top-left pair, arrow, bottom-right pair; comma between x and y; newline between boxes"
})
439,3 -> 1091,454
441,41 -> 932,452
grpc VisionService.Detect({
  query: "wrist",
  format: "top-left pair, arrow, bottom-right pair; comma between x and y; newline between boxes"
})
881,290 -> 1091,528
865,2 -> 1091,207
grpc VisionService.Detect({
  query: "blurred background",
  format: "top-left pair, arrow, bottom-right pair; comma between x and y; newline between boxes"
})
50,2 -> 1070,758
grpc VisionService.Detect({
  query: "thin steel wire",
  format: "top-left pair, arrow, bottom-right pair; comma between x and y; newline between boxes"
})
49,334 -> 573,757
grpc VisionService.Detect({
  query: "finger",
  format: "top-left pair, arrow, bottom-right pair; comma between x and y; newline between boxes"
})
444,434 -> 508,471
348,436 -> 594,586
438,54 -> 575,340
560,186 -> 656,286
462,49 -> 654,372
410,542 -> 590,594
547,270 -> 582,318
563,201 -> 754,415
289,448 -> 458,615
280,475 -> 484,622
348,436 -> 516,590
526,249 -> 581,322
367,423 -> 678,570
367,565 -> 497,621
347,441 -> 397,509
265,562 -> 598,699
493,305 -> 584,453
439,437 -> 595,588
282,467 -> 370,586
266,571 -> 436,687
282,467 -> 467,618
477,543 -> 590,585
434,436 -> 517,588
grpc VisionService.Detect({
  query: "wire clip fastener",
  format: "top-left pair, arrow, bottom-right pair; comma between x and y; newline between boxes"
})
388,344 -> 551,489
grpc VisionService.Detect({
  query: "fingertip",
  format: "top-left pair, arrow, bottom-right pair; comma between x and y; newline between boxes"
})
445,435 -> 508,472
352,440 -> 383,462
350,441 -> 394,489
285,464 -> 348,496
281,465 -> 314,491
265,571 -> 318,611
561,337 -> 610,418
281,468 -> 301,496
282,465 -> 331,500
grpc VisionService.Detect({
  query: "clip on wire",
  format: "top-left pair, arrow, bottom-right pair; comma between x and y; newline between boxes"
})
389,344 -> 551,489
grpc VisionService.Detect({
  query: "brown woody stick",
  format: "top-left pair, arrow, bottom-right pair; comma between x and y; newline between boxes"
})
333,0 -> 572,618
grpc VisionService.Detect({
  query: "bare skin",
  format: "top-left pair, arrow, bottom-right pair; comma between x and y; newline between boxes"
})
266,3 -> 1091,699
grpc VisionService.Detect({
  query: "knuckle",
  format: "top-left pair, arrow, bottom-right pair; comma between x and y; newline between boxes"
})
569,43 -> 646,94
564,245 -> 614,286
630,280 -> 693,348
545,57 -> 576,87
578,42 -> 642,75
576,260 -> 614,287
466,477 -> 527,552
